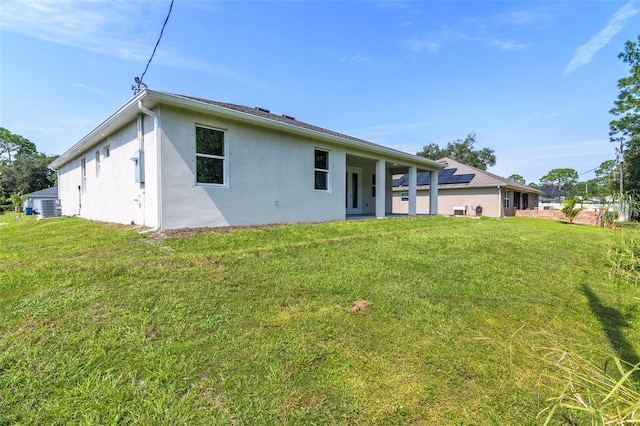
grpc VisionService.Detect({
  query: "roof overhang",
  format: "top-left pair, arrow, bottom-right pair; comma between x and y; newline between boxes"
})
50,90 -> 443,172
394,183 -> 543,194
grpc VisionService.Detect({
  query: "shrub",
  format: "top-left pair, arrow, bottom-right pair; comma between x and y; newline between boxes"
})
560,197 -> 585,224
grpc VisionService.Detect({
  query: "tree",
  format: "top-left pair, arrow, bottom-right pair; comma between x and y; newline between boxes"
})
609,35 -> 640,196
560,197 -> 585,224
0,128 -> 58,198
594,159 -> 619,196
508,174 -> 526,185
416,133 -> 496,170
539,168 -> 579,192
0,127 -> 36,164
9,193 -> 27,219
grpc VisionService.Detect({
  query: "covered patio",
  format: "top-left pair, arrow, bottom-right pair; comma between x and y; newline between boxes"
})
345,153 -> 440,219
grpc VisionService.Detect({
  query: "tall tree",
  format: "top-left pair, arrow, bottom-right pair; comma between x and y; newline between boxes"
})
0,127 -> 36,164
0,129 -> 57,198
507,174 -> 526,185
539,168 -> 579,192
609,35 -> 640,195
595,159 -> 619,196
416,133 -> 496,170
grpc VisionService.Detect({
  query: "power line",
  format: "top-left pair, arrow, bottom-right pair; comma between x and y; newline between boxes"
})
132,0 -> 175,94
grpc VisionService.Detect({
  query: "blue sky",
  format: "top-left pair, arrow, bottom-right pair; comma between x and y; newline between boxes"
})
1,0 -> 638,184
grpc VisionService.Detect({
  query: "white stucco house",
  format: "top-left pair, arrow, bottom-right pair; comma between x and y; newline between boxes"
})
49,90 -> 443,230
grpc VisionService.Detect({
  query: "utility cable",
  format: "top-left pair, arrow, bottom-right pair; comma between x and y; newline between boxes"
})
133,0 -> 175,94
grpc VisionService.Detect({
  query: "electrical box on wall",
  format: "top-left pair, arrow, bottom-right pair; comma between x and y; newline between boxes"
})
134,150 -> 145,183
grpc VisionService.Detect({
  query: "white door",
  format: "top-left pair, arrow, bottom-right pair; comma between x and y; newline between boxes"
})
346,167 -> 362,214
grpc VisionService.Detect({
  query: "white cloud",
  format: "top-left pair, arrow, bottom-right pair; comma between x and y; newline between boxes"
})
406,37 -> 442,53
406,23 -> 529,54
564,1 -> 638,74
0,0 -> 269,89
72,83 -> 109,95
341,53 -> 371,63
489,39 -> 529,52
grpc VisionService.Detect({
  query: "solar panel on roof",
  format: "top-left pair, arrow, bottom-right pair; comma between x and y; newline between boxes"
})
444,173 -> 475,184
393,176 -> 408,187
417,172 -> 431,186
439,168 -> 456,178
457,174 -> 475,184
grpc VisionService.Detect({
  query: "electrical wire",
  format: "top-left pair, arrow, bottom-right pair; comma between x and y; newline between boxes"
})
134,0 -> 175,93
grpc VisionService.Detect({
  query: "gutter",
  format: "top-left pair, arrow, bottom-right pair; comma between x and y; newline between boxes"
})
137,101 -> 162,234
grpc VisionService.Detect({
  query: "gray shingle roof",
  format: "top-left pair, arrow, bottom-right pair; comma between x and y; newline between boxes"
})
27,187 -> 58,198
394,157 -> 541,194
168,92 -> 419,159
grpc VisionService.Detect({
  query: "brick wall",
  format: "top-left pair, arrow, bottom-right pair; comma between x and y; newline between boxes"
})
515,208 -> 600,226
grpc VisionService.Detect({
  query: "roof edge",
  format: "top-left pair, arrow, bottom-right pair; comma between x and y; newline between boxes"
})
51,89 -> 443,171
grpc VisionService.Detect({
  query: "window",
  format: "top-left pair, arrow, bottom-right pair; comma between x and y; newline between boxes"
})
196,126 -> 226,185
95,150 -> 100,176
81,158 -> 87,193
503,190 -> 510,208
104,145 -> 110,158
314,149 -> 329,190
401,192 -> 409,202
372,173 -> 376,198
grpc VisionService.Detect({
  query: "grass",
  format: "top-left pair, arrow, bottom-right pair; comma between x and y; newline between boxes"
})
1,214 -> 639,424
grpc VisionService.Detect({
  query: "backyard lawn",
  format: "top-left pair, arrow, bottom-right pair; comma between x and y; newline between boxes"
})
1,214 -> 638,424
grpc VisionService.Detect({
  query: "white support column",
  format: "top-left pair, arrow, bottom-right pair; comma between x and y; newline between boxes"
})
408,166 -> 417,216
429,168 -> 439,215
375,160 -> 386,218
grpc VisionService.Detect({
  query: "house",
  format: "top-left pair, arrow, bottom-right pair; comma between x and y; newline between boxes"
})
538,187 -> 569,207
49,90 -> 443,230
24,187 -> 60,217
392,157 -> 542,218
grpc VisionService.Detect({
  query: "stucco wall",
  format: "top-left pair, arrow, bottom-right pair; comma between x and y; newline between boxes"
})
56,103 -> 411,229
392,187 -> 539,218
157,106 -> 348,228
516,209 -> 600,225
393,187 -> 503,217
57,117 -> 158,226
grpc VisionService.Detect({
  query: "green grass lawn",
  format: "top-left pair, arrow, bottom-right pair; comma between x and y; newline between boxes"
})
1,214 -> 638,425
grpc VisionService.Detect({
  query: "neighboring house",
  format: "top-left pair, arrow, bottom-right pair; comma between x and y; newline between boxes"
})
392,157 -> 542,218
24,187 -> 60,217
538,187 -> 569,207
49,90 -> 443,230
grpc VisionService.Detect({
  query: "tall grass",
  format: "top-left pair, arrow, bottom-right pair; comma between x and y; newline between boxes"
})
540,349 -> 640,425
608,230 -> 640,284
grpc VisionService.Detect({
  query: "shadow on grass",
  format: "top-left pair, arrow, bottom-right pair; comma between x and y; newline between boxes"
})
581,284 -> 639,366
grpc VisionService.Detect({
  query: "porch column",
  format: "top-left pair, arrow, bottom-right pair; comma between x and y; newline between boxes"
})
429,168 -> 438,215
408,166 -> 417,216
375,160 -> 386,218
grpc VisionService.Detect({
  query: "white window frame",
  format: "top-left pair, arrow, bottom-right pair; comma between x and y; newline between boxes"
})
503,190 -> 510,208
314,148 -> 330,191
81,157 -> 87,193
195,125 -> 227,187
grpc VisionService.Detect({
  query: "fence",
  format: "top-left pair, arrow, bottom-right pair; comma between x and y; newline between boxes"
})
515,208 -> 600,226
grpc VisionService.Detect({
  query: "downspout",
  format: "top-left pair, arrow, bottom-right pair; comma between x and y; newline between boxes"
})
137,101 -> 162,234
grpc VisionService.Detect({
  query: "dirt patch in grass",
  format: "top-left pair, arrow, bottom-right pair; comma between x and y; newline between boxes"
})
338,299 -> 373,313
161,224 -> 281,238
